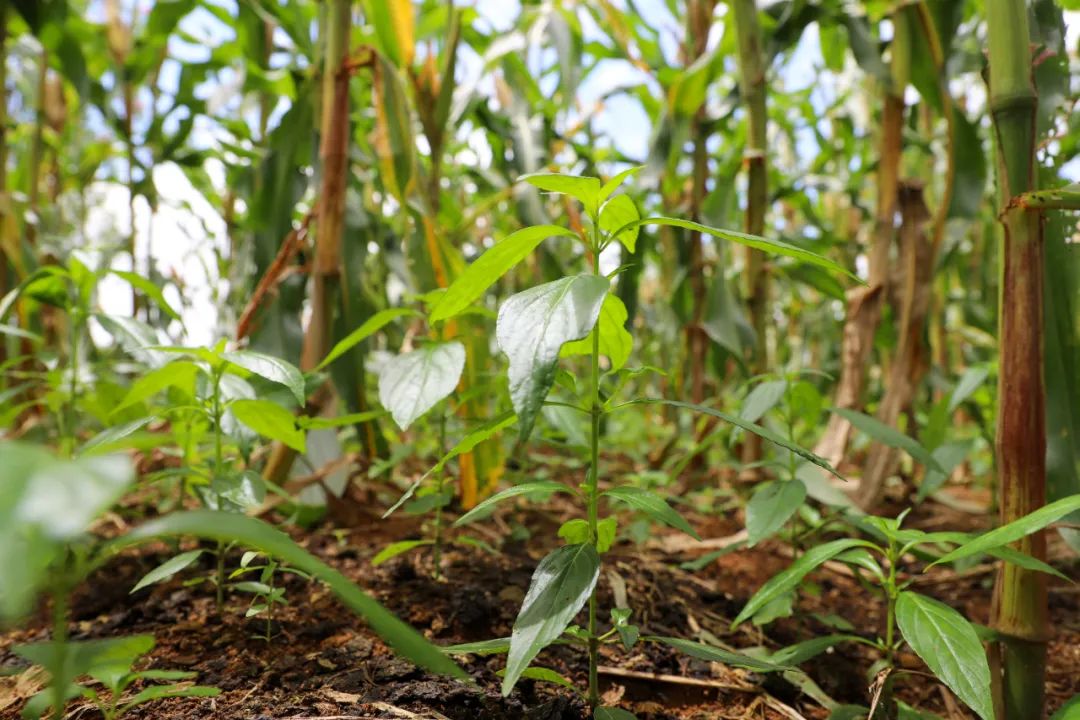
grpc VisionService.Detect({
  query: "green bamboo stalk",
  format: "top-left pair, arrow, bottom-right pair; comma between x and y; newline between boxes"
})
986,3 -> 1048,718
730,0 -> 769,474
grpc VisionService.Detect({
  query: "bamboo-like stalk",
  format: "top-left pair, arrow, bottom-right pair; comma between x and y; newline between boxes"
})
730,0 -> 769,475
986,3 -> 1048,718
815,11 -> 907,469
264,0 -> 352,484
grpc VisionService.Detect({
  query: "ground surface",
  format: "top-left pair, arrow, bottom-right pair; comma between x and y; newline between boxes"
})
1,474 -> 1078,720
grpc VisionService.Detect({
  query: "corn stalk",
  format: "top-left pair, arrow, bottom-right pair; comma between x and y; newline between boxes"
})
986,2 -> 1047,717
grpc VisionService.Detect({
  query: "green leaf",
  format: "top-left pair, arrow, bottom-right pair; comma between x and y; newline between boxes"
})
917,442 -> 971,502
377,342 -> 465,430
119,684 -> 220,713
948,366 -> 990,413
442,637 -> 511,655
131,550 -> 205,593
600,194 -> 640,252
79,417 -> 155,456
497,666 -> 577,692
768,634 -> 860,666
746,480 -> 807,546
384,412 -> 516,517
300,410 -> 387,430
221,350 -> 305,405
933,494 -> 1080,566
831,407 -> 943,473
558,519 -> 590,544
611,217 -> 860,282
113,360 -> 199,414
644,636 -> 786,673
372,540 -> 433,566
1050,693 -> 1080,719
210,470 -> 266,511
496,275 -> 609,443
316,308 -> 420,370
110,270 -> 181,321
562,293 -> 633,371
519,173 -> 602,217
503,544 -> 600,695
429,226 -> 578,323
740,380 -> 788,424
632,400 -> 842,479
110,511 -> 465,679
732,539 -> 874,627
596,517 -> 617,552
895,592 -> 993,720
15,635 -> 155,693
230,399 -> 306,452
595,707 -> 638,720
603,486 -> 700,540
598,166 -> 645,202
455,480 -> 574,527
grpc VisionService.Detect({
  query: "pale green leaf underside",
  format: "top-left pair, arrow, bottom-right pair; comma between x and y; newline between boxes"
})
378,342 -> 466,430
497,275 -> 609,443
220,350 -> 305,405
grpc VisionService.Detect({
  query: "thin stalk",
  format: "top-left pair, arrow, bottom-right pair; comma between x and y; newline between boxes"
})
432,411 -> 447,580
50,580 -> 69,719
586,219 -> 603,709
987,3 -> 1048,717
211,369 -> 226,613
878,540 -> 899,719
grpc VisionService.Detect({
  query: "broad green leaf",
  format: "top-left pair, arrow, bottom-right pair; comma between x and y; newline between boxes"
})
503,544 -> 600,695
519,173 -> 602,217
442,637 -> 511,655
377,342 -> 465,430
740,380 -> 788,424
15,635 -> 155,694
113,360 -> 199,414
558,519 -> 590,544
496,275 -> 609,442
895,592 -> 993,720
598,165 -> 645,202
562,293 -> 633,371
110,511 -> 465,679
600,194 -> 640,252
96,314 -> 170,368
831,407 -> 943,473
317,308 -> 420,370
385,412 -> 516,517
498,666 -> 577,691
595,707 -> 637,720
429,226 -> 578,323
732,539 -> 874,627
603,486 -> 700,540
933,494 -> 1080,566
631,400 -> 842,479
210,470 -> 266,511
596,517 -> 617,552
221,350 -> 305,405
131,550 -> 205,593
610,217 -> 860,282
746,480 -> 807,546
644,636 -> 785,673
230,399 -> 306,452
110,270 -> 181,321
455,480 -> 574,527
372,539 -> 433,566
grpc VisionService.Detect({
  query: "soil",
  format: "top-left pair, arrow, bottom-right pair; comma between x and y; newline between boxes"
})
1,474 -> 1078,720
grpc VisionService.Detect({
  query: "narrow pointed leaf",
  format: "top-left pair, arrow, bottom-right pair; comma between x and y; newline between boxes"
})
603,486 -> 700,540
645,636 -> 786,672
497,276 -> 609,442
600,194 -> 640,252
746,480 -> 807,546
598,165 -> 645,202
933,494 -> 1080,566
831,407 -> 943,473
317,308 -> 420,370
519,173 -> 602,216
455,480 -> 574,527
430,225 -> 579,323
131,550 -> 205,593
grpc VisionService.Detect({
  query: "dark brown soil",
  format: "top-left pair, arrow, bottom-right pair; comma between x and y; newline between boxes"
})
1,484 -> 1077,720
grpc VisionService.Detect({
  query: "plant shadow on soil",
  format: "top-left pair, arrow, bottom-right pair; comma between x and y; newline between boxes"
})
1,486 -> 1078,720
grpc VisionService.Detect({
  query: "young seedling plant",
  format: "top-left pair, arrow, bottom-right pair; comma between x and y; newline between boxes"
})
732,497 -> 1080,720
417,168 -> 859,716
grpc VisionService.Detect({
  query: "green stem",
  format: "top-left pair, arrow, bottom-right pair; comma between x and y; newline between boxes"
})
211,369 -> 226,613
432,411 -> 447,580
878,540 -> 899,720
586,220 -> 603,710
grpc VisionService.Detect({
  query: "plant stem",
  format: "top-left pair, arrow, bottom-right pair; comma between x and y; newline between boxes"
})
432,411 -> 447,580
586,220 -> 603,709
877,540 -> 899,720
212,368 -> 226,613
986,3 -> 1048,717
